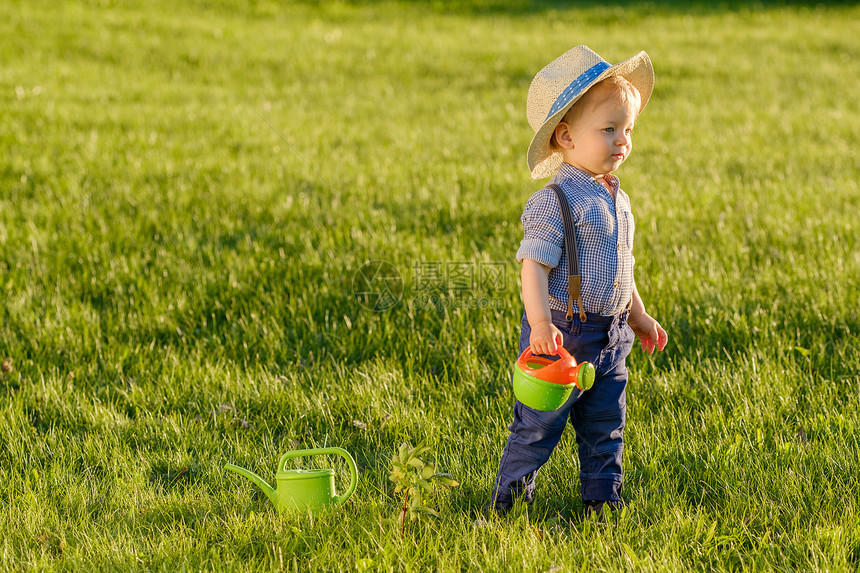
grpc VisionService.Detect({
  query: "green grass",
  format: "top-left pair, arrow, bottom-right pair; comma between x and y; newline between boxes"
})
1,0 -> 858,570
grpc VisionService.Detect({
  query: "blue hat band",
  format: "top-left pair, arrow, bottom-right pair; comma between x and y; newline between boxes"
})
544,61 -> 612,121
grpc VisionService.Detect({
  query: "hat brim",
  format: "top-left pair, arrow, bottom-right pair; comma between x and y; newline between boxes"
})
526,51 -> 654,180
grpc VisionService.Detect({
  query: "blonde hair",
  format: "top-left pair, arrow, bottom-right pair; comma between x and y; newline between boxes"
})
550,76 -> 642,150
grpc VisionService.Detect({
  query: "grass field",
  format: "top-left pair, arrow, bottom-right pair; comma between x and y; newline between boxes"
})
1,0 -> 859,570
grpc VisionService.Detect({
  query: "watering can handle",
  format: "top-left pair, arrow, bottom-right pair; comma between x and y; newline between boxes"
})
520,345 -> 572,362
278,447 -> 358,505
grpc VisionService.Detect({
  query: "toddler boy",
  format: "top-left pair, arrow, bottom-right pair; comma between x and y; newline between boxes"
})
489,45 -> 668,516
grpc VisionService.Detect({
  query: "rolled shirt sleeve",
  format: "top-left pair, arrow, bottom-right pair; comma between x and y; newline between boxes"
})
516,188 -> 564,268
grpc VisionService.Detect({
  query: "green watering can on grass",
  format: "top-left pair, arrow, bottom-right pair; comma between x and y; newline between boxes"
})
225,447 -> 358,513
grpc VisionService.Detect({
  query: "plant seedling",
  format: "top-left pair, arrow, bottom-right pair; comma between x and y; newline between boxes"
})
388,441 -> 459,538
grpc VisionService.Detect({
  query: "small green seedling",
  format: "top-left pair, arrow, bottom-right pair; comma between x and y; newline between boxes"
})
388,441 -> 459,538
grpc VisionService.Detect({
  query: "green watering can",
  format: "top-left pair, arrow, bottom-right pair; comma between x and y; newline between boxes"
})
225,447 -> 358,513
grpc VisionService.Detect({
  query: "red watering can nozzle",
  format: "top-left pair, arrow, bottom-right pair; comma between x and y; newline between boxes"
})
512,346 -> 596,411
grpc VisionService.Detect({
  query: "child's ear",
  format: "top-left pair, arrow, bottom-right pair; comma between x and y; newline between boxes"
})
554,122 -> 574,149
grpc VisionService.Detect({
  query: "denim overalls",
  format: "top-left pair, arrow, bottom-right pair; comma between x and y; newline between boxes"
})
490,307 -> 635,507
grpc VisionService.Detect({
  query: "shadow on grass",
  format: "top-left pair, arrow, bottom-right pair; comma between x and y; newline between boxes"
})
648,294 -> 859,381
295,0 -> 856,16
450,479 -> 596,526
150,464 -> 196,493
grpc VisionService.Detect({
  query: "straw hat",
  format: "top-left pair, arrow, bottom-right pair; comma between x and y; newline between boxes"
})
526,45 -> 654,179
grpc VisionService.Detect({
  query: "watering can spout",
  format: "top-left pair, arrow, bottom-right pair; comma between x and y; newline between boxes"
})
224,463 -> 279,507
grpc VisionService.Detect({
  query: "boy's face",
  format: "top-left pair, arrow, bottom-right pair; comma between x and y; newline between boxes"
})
558,87 -> 640,178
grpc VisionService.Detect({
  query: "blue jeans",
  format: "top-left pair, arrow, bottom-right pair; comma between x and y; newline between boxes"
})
490,309 -> 635,507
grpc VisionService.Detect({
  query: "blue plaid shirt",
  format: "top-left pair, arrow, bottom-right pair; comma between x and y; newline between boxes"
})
516,163 -> 635,317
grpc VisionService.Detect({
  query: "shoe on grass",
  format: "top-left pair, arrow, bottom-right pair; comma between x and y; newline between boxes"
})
583,499 -> 625,518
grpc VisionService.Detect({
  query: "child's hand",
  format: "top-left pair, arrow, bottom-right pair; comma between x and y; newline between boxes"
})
529,321 -> 564,355
628,312 -> 668,354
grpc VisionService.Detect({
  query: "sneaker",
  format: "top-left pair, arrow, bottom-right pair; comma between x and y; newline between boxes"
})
482,502 -> 511,519
583,499 -> 625,518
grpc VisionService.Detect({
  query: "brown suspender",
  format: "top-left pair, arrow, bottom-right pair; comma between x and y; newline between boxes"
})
547,184 -> 587,323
